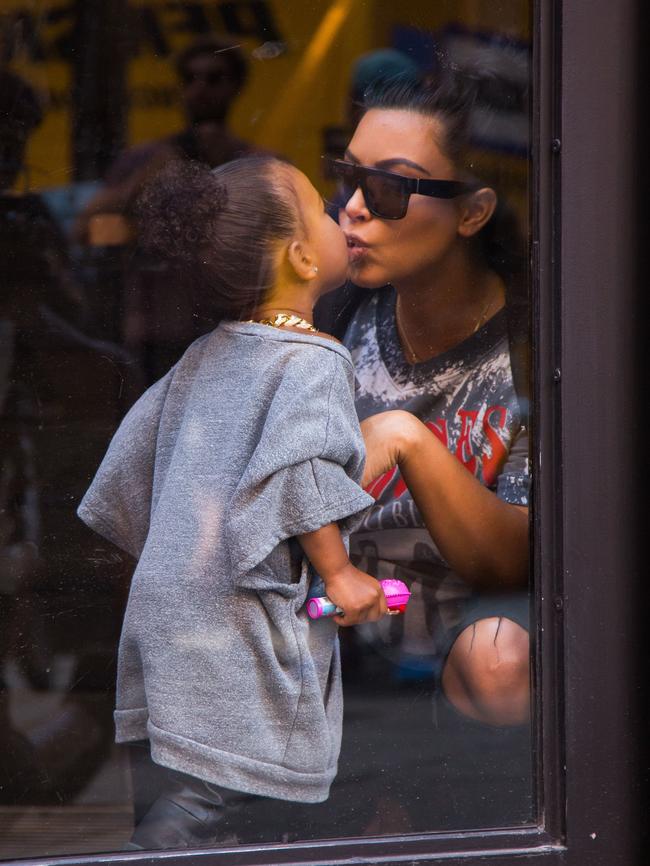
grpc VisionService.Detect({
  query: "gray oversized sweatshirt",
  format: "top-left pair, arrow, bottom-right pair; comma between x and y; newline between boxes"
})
78,321 -> 374,803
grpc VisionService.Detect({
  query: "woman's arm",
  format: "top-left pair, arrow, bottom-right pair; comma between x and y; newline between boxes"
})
298,523 -> 388,625
361,411 -> 529,589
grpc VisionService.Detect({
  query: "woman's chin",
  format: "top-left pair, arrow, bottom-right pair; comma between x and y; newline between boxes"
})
349,263 -> 386,290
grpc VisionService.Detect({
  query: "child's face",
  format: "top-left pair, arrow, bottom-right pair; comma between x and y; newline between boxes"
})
291,168 -> 349,291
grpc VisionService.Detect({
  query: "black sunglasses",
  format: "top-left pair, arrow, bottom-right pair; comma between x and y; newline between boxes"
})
323,156 -> 477,220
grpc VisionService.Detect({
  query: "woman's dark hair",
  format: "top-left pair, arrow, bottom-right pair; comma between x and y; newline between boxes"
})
362,66 -> 528,290
135,155 -> 302,320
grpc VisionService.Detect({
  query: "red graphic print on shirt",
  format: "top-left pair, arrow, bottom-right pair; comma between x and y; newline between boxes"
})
364,407 -> 509,500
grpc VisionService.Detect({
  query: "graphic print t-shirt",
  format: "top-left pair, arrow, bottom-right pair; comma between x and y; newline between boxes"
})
343,288 -> 530,647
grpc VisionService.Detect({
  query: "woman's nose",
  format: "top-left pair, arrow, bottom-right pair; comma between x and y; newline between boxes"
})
344,186 -> 370,221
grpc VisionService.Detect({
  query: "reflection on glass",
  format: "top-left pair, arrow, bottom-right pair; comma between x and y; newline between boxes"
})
0,1 -> 532,857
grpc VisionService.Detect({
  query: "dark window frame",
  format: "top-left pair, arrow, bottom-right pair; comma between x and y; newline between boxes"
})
6,0 -> 642,864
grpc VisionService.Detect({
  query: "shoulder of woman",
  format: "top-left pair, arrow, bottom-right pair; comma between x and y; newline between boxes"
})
314,283 -> 369,337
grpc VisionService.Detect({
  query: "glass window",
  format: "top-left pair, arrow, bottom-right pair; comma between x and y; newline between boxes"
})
1,1 -> 533,857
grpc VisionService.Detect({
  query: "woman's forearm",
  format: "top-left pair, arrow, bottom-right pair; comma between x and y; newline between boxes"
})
398,417 -> 529,588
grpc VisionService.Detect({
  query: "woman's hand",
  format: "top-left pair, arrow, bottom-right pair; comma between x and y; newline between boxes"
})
360,410 -> 422,488
323,563 -> 388,626
359,409 -> 529,587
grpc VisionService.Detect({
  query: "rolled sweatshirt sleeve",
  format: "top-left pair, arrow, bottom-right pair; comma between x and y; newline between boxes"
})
77,372 -> 173,558
226,347 -> 374,589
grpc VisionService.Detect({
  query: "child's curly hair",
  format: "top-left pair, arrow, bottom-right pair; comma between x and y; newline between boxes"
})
135,155 -> 303,319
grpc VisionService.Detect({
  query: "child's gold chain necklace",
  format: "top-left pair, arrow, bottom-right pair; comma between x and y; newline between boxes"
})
245,312 -> 317,332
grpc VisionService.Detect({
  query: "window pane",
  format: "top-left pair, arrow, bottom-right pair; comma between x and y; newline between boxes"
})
1,0 -> 533,857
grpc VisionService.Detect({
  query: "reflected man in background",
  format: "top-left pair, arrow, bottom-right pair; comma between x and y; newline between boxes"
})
322,48 -> 419,171
1,69 -> 120,805
77,35 -> 254,240
76,36 -> 259,383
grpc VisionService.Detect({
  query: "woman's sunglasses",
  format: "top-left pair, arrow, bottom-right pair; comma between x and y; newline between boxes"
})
323,156 -> 477,220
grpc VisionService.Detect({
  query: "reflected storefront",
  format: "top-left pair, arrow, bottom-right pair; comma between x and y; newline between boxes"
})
0,2 -> 643,865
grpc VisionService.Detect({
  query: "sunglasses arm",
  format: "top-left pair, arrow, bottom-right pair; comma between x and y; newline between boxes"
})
415,178 -> 477,199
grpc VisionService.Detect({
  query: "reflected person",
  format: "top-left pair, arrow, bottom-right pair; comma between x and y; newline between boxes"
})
1,69 -> 115,804
321,69 -> 531,729
74,36 -> 260,382
322,48 -> 418,178
78,156 -> 388,849
76,35 -> 255,241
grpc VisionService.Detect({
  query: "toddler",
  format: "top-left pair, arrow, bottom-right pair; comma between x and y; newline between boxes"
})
78,156 -> 386,849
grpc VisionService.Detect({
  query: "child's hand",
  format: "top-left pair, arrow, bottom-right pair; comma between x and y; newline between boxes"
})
297,524 -> 387,624
323,564 -> 388,626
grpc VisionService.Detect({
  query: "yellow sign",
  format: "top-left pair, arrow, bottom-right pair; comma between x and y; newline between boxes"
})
1,0 -> 529,200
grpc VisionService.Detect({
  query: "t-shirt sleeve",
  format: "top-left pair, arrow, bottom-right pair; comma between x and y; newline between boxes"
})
76,374 -> 171,558
495,424 -> 530,507
227,348 -> 374,589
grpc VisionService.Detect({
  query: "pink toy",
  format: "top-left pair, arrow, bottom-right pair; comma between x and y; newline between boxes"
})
306,578 -> 411,620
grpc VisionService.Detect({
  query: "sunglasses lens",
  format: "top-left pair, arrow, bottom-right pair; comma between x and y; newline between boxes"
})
327,160 -> 409,219
364,173 -> 408,219
330,162 -> 357,201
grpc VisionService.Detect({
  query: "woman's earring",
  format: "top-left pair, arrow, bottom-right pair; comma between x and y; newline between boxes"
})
312,265 -> 319,274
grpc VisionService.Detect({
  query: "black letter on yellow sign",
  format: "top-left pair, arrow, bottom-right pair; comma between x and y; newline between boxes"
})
136,6 -> 170,56
0,4 -> 76,63
217,1 -> 281,42
168,3 -> 212,36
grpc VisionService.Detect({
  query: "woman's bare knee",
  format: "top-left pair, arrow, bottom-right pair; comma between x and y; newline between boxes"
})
442,617 -> 530,726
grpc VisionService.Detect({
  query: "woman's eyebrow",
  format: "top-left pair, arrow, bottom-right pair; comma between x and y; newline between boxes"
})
344,149 -> 431,176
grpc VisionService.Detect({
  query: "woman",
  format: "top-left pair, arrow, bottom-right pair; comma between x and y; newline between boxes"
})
321,71 -> 531,728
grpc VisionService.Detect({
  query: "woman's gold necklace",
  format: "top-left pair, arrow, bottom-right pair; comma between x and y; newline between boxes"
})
246,312 -> 317,332
396,295 -> 494,364
395,302 -> 420,364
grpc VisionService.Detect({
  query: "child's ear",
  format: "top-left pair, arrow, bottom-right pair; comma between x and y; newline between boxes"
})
457,188 -> 497,238
287,240 -> 318,281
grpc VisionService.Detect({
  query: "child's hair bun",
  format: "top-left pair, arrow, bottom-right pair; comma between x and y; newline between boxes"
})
135,159 -> 228,264
131,152 -> 301,321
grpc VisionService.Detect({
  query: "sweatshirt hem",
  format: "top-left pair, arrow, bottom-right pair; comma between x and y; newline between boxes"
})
114,710 -> 335,803
77,501 -> 135,557
115,707 -> 149,742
